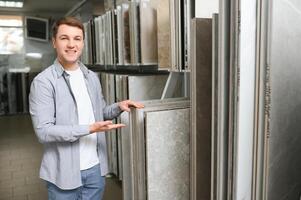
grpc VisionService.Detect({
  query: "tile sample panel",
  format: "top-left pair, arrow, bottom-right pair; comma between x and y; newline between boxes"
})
140,2 -> 158,64
129,99 -> 190,200
145,108 -> 190,200
267,0 -> 301,199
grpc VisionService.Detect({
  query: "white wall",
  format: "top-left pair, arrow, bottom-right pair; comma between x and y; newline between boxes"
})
195,0 -> 219,18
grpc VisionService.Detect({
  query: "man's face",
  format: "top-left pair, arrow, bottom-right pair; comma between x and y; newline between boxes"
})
52,24 -> 84,69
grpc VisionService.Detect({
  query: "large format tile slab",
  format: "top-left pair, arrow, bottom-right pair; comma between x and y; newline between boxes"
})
267,0 -> 301,199
113,74 -> 169,200
145,108 -> 190,200
140,2 -> 158,65
129,99 -> 190,200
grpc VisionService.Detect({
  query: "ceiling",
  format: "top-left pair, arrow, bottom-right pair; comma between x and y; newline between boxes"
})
0,0 -> 83,15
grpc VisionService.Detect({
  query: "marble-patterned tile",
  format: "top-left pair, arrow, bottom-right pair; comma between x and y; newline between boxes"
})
128,100 -> 190,199
145,108 -> 190,200
151,0 -> 171,68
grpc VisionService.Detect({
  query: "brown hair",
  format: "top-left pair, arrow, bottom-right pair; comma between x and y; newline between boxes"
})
52,16 -> 85,39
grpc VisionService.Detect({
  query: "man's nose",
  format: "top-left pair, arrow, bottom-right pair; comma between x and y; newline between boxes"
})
67,39 -> 75,47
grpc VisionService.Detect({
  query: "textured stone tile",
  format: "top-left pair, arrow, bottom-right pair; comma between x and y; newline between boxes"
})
145,108 -> 190,200
153,0 -> 171,68
28,192 -> 48,200
128,99 -> 190,199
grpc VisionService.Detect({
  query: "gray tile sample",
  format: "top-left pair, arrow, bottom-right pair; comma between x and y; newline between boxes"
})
139,2 -> 158,64
266,0 -> 301,199
190,18 -> 212,200
113,74 -> 170,200
129,2 -> 140,64
116,3 -> 131,65
129,99 -> 190,200
145,108 -> 190,200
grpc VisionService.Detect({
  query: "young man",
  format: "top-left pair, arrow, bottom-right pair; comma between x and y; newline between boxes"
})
29,17 -> 143,200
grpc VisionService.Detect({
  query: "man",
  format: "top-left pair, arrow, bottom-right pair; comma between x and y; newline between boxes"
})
29,17 -> 143,200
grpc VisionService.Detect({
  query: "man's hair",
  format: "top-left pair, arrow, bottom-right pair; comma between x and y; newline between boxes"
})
52,17 -> 85,39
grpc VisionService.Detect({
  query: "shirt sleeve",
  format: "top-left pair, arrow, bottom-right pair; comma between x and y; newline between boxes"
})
29,77 -> 90,144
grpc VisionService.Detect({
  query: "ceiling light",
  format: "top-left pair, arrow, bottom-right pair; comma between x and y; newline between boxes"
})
0,1 -> 23,8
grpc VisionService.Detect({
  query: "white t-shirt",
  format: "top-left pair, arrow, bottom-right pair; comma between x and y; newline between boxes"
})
66,67 -> 99,170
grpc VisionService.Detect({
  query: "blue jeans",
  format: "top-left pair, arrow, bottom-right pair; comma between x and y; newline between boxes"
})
46,164 -> 105,200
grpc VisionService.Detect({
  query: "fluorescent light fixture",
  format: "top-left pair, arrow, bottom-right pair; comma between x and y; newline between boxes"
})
0,1 -> 23,8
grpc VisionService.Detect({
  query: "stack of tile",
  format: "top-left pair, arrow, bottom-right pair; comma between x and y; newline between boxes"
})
104,10 -> 115,66
93,2 -> 158,68
100,73 -> 119,176
93,11 -> 116,66
100,72 -> 169,183
115,74 -> 169,181
169,0 -> 192,71
94,16 -> 106,65
116,3 -> 131,65
82,22 -> 89,64
82,20 -> 95,65
128,98 -> 190,200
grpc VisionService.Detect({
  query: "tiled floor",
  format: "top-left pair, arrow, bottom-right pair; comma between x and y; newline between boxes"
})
0,114 -> 122,200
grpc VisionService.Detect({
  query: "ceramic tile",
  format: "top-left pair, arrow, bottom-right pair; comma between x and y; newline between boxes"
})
128,100 -> 190,199
145,108 -> 190,200
267,0 -> 301,199
139,2 -> 158,64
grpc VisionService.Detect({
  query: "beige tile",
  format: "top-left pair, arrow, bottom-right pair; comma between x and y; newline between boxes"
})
0,177 -> 25,189
11,195 -> 27,200
0,187 -> 13,199
0,171 -> 12,181
13,184 -> 41,196
28,192 -> 48,200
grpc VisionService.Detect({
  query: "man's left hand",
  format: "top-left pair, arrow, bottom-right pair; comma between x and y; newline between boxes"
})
118,100 -> 144,112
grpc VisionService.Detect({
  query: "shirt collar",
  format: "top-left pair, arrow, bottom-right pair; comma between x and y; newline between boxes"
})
54,59 -> 89,78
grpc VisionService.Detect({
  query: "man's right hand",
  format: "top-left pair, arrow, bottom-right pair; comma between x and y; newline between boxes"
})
89,120 -> 126,133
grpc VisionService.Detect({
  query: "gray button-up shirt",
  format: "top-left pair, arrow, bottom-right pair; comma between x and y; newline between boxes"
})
29,59 -> 122,190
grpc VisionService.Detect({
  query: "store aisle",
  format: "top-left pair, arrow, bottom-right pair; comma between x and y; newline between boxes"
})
0,115 -> 122,200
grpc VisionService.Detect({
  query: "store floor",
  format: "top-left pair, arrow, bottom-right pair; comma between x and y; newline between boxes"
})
0,115 -> 122,200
